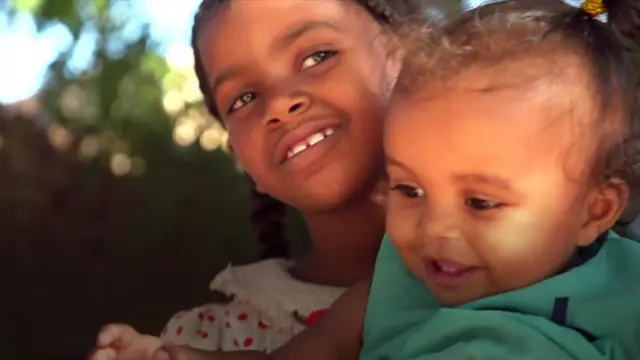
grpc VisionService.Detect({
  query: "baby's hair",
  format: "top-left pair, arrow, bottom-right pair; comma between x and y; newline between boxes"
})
395,0 -> 640,195
190,0 -> 421,259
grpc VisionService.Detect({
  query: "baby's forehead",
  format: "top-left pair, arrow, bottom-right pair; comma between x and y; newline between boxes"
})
390,53 -> 597,126
382,78 -> 602,188
384,64 -> 602,162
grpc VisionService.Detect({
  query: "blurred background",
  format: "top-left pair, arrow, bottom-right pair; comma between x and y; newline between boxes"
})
0,0 -> 590,359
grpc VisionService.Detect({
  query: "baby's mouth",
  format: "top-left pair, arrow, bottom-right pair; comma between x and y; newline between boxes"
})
424,258 -> 480,288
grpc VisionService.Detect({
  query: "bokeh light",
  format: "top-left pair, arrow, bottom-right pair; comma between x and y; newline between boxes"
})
47,123 -> 72,151
110,152 -> 132,177
78,135 -> 100,160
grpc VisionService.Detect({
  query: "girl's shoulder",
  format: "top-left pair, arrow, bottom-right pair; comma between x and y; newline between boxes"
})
209,258 -> 346,325
161,259 -> 346,352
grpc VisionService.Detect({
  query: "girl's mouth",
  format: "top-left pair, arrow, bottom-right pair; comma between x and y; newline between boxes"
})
285,128 -> 336,160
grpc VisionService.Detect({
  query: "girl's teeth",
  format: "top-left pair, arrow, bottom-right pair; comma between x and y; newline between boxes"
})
288,143 -> 308,158
286,128 -> 336,160
307,132 -> 325,146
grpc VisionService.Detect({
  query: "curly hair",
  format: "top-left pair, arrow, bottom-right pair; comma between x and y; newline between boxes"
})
190,0 -> 422,259
395,0 -> 640,197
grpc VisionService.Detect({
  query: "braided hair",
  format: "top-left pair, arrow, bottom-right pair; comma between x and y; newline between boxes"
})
191,0 -> 421,259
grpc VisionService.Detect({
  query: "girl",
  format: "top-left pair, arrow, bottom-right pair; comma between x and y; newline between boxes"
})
92,0 -> 640,359
96,0 -> 422,354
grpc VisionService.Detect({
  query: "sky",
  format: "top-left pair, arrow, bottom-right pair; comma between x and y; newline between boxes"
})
0,0 -> 583,105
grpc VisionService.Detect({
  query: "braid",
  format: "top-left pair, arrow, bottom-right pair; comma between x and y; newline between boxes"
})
190,0 -> 420,259
247,176 -> 290,259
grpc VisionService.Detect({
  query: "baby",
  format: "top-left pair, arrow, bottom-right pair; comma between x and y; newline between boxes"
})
91,0 -> 640,359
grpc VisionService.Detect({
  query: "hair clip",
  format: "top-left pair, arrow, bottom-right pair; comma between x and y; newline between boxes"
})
581,0 -> 607,17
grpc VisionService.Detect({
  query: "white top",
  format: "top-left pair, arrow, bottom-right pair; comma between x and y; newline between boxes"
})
161,259 -> 346,352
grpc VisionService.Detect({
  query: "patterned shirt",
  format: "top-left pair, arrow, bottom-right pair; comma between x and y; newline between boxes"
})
161,259 -> 345,352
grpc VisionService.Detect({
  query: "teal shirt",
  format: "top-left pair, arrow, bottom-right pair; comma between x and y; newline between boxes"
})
361,232 -> 640,360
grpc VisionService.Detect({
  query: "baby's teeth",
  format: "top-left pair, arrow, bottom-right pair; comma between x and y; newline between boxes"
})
324,128 -> 334,136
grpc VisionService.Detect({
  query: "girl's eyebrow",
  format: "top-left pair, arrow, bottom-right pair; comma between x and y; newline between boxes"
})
273,21 -> 344,51
209,21 -> 343,99
209,66 -> 245,99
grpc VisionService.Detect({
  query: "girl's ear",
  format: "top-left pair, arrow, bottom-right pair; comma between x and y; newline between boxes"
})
576,177 -> 629,246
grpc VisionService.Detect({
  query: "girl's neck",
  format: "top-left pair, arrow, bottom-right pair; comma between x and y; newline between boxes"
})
289,199 -> 385,287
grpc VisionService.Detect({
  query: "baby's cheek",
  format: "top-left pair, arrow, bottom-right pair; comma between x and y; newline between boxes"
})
386,205 -> 419,247
480,210 -> 543,259
476,208 -> 571,287
386,209 -> 427,278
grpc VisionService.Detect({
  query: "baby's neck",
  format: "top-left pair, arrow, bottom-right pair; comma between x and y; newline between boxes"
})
290,200 -> 385,287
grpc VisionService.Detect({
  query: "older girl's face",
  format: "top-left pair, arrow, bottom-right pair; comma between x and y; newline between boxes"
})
197,0 -> 399,211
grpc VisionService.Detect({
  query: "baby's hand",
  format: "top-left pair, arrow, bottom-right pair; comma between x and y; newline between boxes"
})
90,323 -> 169,360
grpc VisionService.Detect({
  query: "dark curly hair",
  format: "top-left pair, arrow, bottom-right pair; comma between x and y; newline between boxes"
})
395,0 -> 640,202
191,0 -> 422,259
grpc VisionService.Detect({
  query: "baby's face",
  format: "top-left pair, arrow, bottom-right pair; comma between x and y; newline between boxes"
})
384,73 -> 603,306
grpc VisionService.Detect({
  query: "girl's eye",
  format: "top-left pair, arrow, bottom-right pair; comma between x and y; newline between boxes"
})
300,50 -> 338,70
390,184 -> 425,199
465,197 -> 502,211
228,92 -> 257,114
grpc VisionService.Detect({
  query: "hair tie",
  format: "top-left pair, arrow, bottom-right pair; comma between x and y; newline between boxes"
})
581,0 -> 607,18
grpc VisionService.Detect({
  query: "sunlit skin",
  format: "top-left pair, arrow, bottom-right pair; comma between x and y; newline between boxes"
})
195,0 -> 399,285
384,65 -> 626,306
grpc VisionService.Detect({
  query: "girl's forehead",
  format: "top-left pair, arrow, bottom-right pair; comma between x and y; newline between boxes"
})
196,0 -> 379,84
198,0 -> 370,43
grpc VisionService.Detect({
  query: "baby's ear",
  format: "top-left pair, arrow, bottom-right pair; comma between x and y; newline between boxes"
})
577,177 -> 629,246
371,178 -> 389,209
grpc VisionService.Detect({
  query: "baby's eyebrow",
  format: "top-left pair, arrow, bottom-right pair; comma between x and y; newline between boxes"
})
385,155 -> 414,173
453,174 -> 512,190
273,21 -> 343,52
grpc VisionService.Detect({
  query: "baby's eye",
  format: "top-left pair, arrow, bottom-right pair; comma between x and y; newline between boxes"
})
228,92 -> 257,114
465,197 -> 502,211
390,184 -> 425,199
300,50 -> 338,70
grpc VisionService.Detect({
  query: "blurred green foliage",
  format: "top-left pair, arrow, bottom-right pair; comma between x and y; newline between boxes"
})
0,1 -> 277,359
